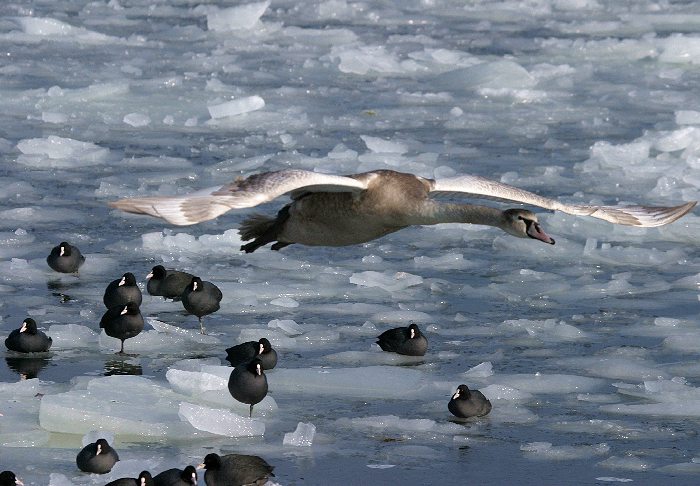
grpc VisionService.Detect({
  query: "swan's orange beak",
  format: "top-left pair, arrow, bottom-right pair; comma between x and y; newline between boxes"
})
527,221 -> 555,245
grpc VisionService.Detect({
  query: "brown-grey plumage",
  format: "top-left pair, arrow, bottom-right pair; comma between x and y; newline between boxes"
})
153,466 -> 197,486
0,471 -> 23,486
109,169 -> 696,252
47,241 -> 85,273
376,323 -> 428,356
76,438 -> 119,474
146,265 -> 196,300
181,277 -> 222,334
228,358 -> 268,418
448,384 -> 492,418
99,303 -> 144,354
225,338 -> 277,370
105,471 -> 154,486
5,318 -> 52,353
103,272 -> 143,309
198,453 -> 274,486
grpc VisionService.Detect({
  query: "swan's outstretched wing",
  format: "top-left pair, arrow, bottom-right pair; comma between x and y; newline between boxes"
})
431,174 -> 696,227
109,169 -> 369,226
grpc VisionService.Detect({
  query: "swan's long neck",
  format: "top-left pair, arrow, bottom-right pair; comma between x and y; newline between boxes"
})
412,202 -> 505,228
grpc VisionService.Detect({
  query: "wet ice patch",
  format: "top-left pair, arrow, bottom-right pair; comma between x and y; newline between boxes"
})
268,366 -> 429,399
349,271 -> 423,292
520,441 -> 610,460
500,318 -> 587,342
324,351 -> 426,366
47,324 -> 99,349
493,373 -> 605,394
337,415 -> 463,436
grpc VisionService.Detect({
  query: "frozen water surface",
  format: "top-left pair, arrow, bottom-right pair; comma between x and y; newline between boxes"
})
1,0 -> 700,484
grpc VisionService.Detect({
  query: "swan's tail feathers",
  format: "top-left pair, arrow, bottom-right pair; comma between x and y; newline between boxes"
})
239,214 -> 277,241
239,206 -> 291,253
566,201 -> 697,227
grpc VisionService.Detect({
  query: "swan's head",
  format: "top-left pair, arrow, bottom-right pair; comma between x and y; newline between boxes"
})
502,209 -> 555,245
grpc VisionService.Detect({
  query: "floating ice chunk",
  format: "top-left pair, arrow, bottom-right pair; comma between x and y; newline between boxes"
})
495,373 -> 605,394
654,317 -> 683,327
82,430 -> 115,446
598,455 -> 654,471
166,369 -> 227,395
237,328 -> 297,349
283,422 -> 315,446
47,324 -> 99,349
551,419 -> 679,440
178,402 -> 264,437
123,113 -> 151,127
328,44 -> 410,75
657,460 -> 700,474
137,229 -> 245,257
337,321 -> 379,337
478,384 -> 533,402
583,140 -> 651,170
12,16 -> 118,43
413,252 -> 476,270
520,441 -> 610,460
268,366 -> 429,399
655,126 -> 700,152
206,1 -> 270,31
556,356 -> 667,381
435,61 -> 536,90
167,367 -> 278,415
349,271 -> 423,291
270,296 -> 299,308
268,319 -> 303,336
99,319 -> 219,353
16,135 -> 109,168
39,375 -> 195,439
42,112 -> 67,123
316,0 -> 356,20
360,135 -> 407,154
576,393 -> 620,404
463,361 -> 494,379
500,318 -> 587,342
663,332 -> 700,353
659,34 -> 700,64
208,96 -> 265,119
594,477 -> 633,483
104,459 -> 162,484
170,358 -> 221,372
601,401 -> 700,417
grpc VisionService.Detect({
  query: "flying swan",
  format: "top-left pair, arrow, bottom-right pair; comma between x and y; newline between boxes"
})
109,169 -> 696,253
